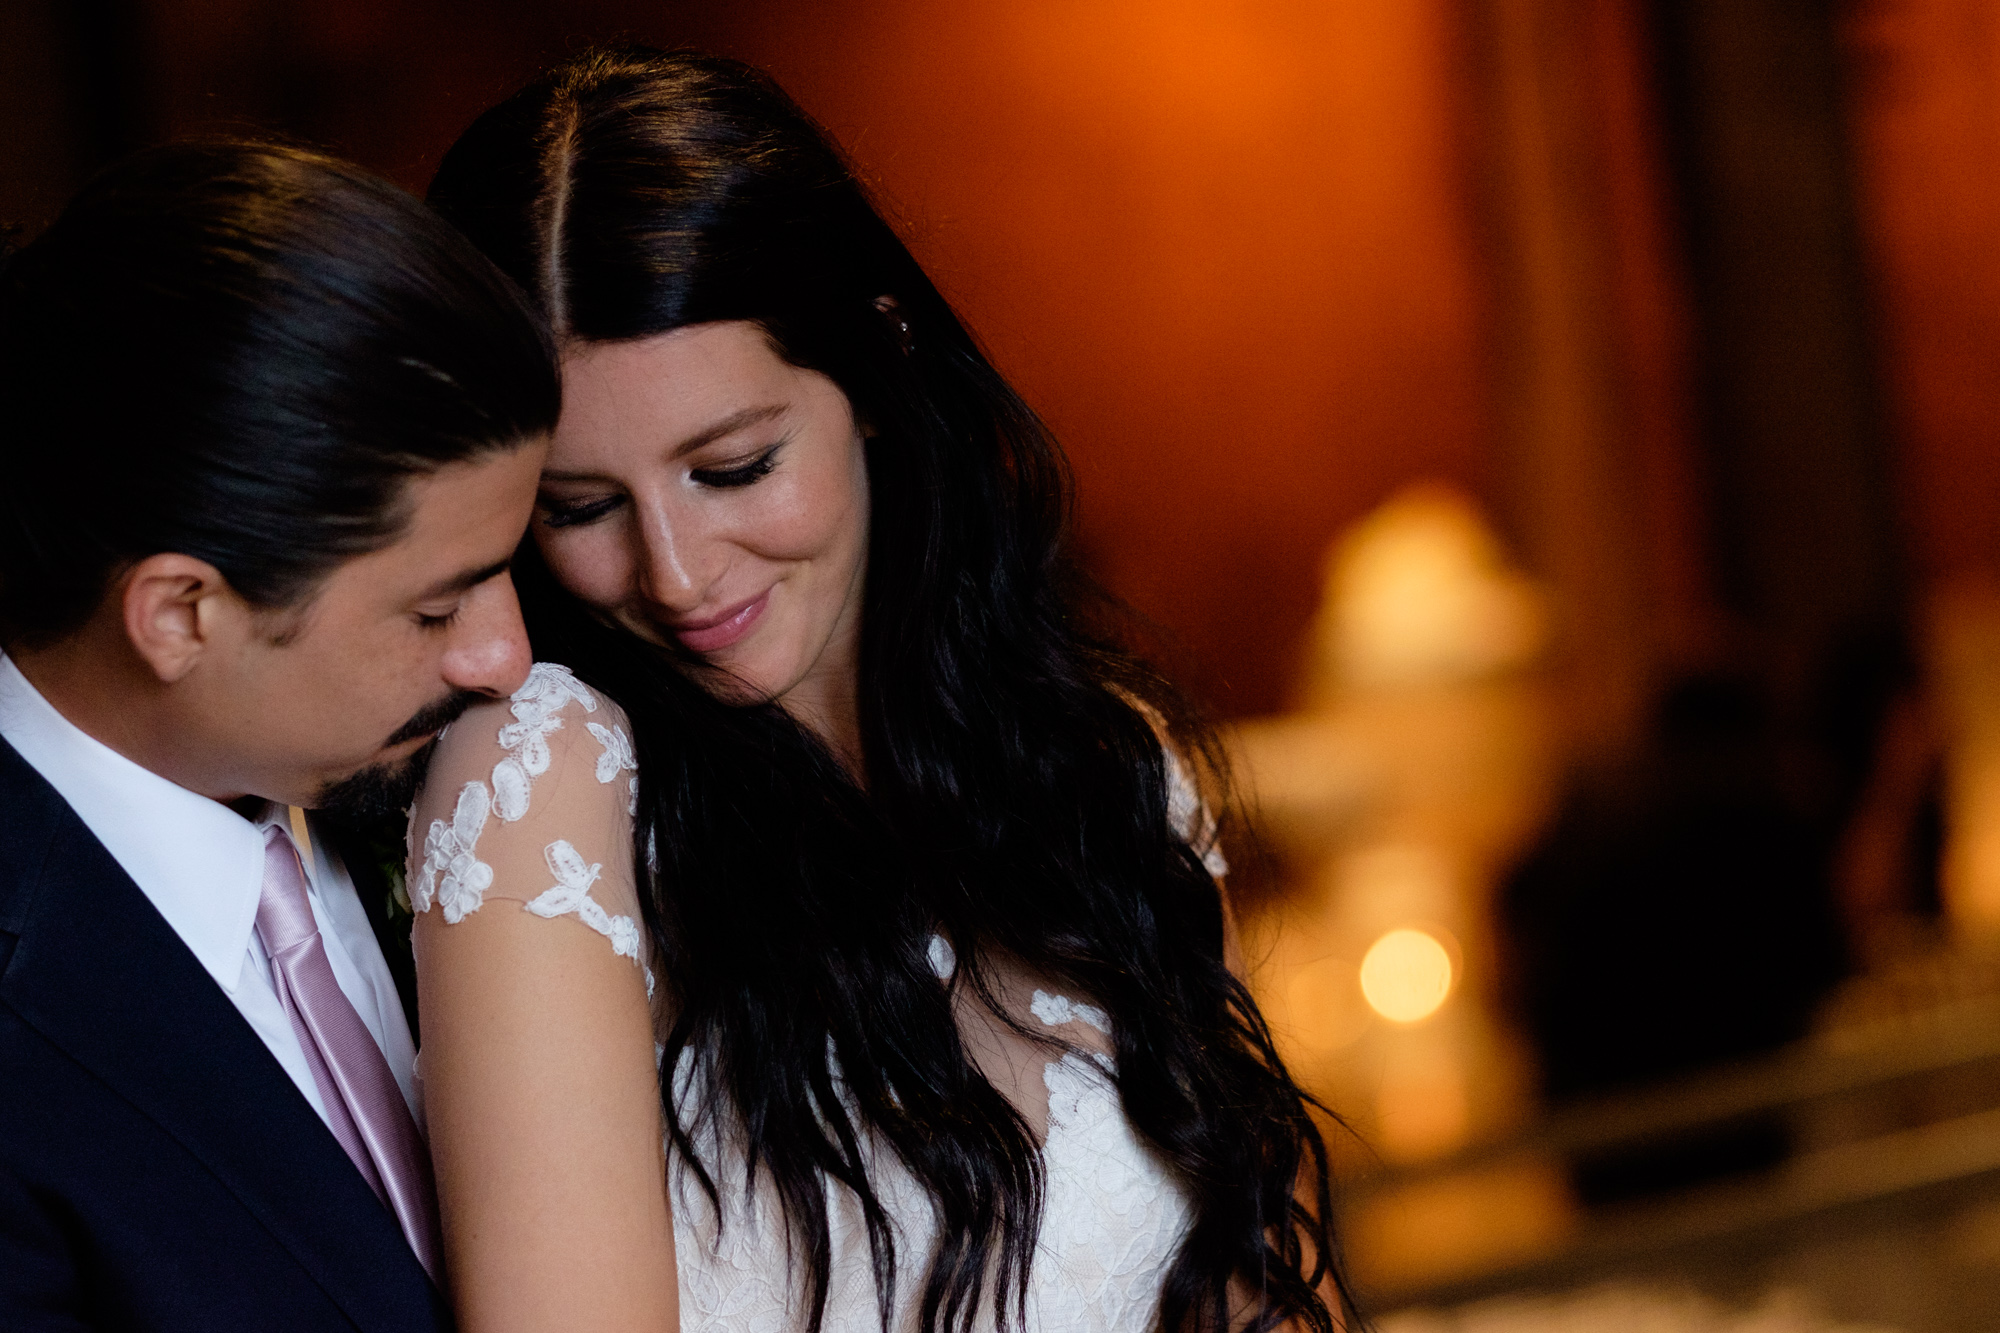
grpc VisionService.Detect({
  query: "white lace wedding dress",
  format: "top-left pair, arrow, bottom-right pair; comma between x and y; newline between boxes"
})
410,663 -> 1226,1333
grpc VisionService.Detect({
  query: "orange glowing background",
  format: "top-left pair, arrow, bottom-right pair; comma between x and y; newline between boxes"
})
1846,0 -> 2000,586
670,0 -> 1498,715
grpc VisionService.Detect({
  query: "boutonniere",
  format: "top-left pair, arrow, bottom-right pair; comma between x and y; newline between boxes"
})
382,844 -> 415,923
352,814 -> 416,932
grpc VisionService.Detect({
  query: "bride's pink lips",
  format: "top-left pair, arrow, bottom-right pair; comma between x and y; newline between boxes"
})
670,590 -> 769,654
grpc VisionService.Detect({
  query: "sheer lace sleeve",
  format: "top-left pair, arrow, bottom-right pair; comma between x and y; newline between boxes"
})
1162,741 -> 1241,978
408,662 -> 676,1330
1114,687 -> 1229,880
1163,745 -> 1229,880
408,662 -> 652,996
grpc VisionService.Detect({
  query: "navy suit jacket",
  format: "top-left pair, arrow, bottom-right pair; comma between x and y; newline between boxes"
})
0,736 -> 453,1331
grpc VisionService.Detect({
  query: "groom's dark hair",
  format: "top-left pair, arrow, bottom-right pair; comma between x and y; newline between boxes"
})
0,140 -> 560,647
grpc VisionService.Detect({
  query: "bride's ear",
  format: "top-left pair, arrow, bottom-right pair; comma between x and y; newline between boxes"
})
872,295 -> 912,356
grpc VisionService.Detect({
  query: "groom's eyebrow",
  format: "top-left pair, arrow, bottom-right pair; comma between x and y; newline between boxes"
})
417,556 -> 512,602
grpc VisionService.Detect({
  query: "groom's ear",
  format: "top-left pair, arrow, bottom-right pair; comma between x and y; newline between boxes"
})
120,553 -> 241,684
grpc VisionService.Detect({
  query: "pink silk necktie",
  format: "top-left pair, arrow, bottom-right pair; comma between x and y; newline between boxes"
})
257,826 -> 442,1279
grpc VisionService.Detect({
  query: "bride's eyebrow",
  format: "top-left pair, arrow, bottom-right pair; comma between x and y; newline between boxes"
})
667,403 -> 786,460
539,404 -> 787,485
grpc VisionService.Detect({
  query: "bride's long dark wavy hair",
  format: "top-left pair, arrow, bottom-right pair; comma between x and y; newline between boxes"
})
430,46 -> 1353,1333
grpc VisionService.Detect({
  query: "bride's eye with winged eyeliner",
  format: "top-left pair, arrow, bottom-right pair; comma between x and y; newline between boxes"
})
539,493 -> 626,529
691,443 -> 781,489
537,438 -> 783,528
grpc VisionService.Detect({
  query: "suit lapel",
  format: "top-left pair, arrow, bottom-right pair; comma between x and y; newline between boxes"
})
0,740 -> 442,1330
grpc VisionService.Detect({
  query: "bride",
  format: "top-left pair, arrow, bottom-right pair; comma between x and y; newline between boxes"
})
407,45 -> 1353,1333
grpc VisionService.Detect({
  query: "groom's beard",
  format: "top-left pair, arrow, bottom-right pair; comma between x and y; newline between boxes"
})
314,689 -> 482,821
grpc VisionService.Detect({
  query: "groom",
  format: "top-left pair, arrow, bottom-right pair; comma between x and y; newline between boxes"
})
0,142 -> 558,1329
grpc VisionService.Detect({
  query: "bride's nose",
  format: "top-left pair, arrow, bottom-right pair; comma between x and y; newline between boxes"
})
632,496 -> 713,613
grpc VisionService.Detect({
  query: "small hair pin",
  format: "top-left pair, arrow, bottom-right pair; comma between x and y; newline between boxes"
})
873,295 -> 914,355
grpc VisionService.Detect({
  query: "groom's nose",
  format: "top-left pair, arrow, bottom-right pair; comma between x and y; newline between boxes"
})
439,573 -> 533,698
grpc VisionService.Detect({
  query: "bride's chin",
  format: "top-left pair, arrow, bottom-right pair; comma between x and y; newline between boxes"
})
669,651 -> 780,707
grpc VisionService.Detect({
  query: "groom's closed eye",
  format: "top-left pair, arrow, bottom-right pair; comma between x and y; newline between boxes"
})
409,556 -> 515,626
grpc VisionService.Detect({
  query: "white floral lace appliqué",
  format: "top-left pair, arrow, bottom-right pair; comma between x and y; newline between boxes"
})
1164,748 -> 1230,880
492,662 -> 599,822
587,720 -> 639,814
413,780 -> 493,923
926,934 -> 957,981
525,839 -> 654,1000
1030,988 -> 1111,1036
419,662 -> 654,996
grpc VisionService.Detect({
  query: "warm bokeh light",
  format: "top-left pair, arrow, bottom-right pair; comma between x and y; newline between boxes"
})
1283,955 -> 1372,1054
1359,928 -> 1454,1023
1319,485 -> 1548,692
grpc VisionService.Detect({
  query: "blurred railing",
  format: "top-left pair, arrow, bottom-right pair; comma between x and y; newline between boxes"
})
1353,954 -> 2000,1328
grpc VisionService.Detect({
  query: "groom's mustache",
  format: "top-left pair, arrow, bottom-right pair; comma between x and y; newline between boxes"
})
385,689 -> 482,748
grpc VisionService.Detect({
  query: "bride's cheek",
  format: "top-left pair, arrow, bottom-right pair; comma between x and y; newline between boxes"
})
540,533 -> 628,609
744,487 -> 835,561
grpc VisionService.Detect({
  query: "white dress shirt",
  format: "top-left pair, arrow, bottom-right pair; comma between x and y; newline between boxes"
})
0,654 -> 419,1125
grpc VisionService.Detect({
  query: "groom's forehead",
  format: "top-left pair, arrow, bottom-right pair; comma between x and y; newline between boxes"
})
323,444 -> 544,602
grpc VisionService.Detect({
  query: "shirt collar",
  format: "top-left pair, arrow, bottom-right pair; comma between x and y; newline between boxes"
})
0,654 -> 269,994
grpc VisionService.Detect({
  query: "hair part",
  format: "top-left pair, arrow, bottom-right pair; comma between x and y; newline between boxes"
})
432,47 -> 1355,1333
0,139 -> 560,647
